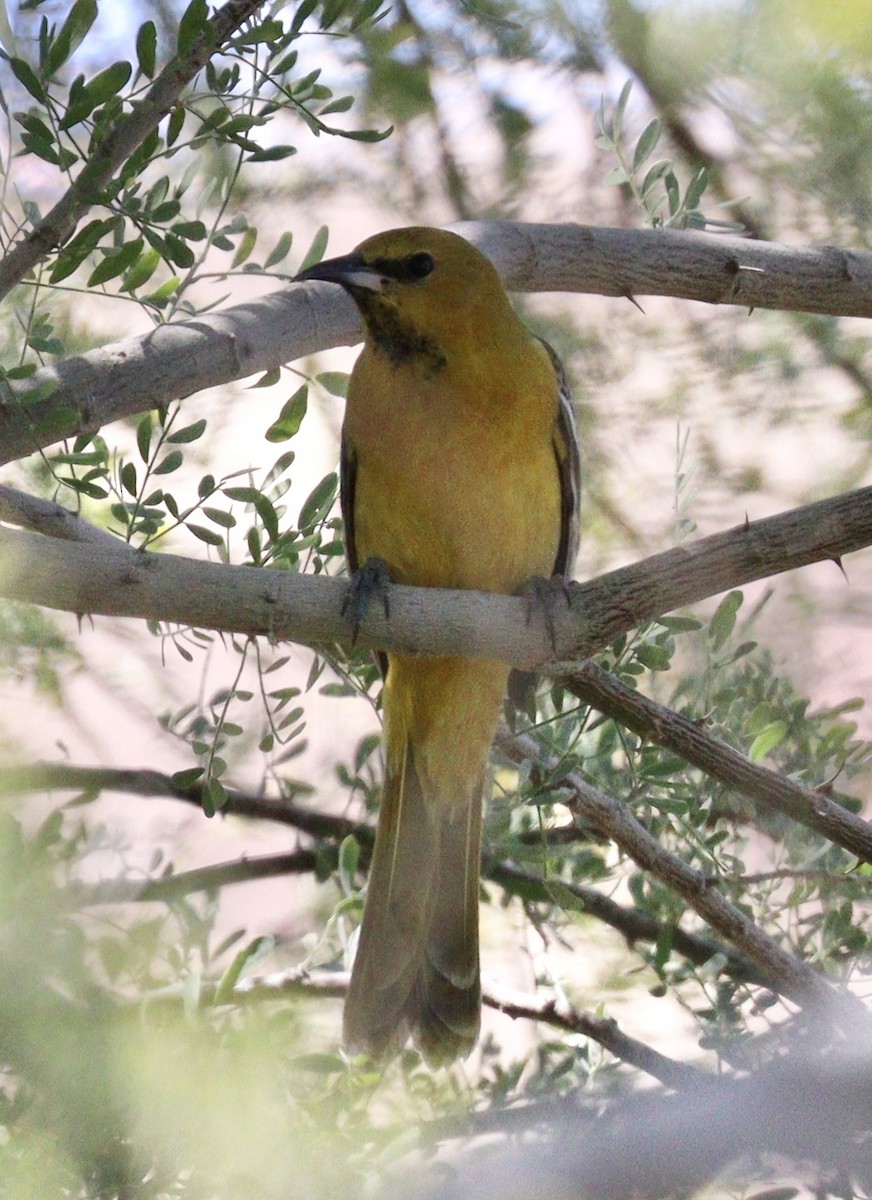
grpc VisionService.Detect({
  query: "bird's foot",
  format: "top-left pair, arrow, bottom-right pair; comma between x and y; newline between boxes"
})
342,556 -> 392,644
516,573 -> 577,652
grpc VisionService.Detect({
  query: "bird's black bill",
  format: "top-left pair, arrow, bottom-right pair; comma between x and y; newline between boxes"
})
293,251 -> 370,287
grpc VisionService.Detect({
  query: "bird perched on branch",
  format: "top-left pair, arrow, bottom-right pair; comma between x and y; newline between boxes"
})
296,226 -> 580,1065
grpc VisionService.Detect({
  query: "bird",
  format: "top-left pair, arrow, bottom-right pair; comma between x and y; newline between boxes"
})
295,226 -> 580,1066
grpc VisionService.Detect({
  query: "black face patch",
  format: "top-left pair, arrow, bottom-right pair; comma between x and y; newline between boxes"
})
368,251 -> 436,284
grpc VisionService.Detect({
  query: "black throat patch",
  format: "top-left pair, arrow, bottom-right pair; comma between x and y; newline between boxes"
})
355,294 -> 447,374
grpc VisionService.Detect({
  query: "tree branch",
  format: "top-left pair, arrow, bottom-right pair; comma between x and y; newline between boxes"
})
3,222 -> 872,465
504,733 -> 866,1023
2,763 -> 772,990
0,484 -> 121,546
422,1038 -> 872,1200
567,660 -> 872,865
0,487 -> 869,669
487,860 -> 772,989
5,753 -> 854,1007
143,962 -> 704,1088
62,849 -> 318,906
483,982 -> 706,1089
0,0 -> 269,300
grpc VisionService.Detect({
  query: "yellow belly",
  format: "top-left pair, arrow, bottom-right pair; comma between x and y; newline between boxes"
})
344,345 -> 562,595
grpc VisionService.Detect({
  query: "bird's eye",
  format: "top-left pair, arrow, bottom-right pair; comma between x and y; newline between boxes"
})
406,251 -> 435,280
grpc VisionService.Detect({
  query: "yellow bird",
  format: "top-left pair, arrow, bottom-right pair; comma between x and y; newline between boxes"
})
296,227 -> 580,1065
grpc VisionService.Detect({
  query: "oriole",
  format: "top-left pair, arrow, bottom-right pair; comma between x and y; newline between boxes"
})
296,227 -> 580,1065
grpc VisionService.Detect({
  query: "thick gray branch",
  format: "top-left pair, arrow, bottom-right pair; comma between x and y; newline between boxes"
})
0,487 -> 868,669
3,222 -> 872,466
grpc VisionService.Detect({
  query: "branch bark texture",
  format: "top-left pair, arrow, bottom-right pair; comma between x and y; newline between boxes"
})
0,488 -> 868,670
3,221 -> 872,465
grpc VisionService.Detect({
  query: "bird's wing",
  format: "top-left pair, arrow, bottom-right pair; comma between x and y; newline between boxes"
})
539,337 -> 581,577
339,435 -> 359,575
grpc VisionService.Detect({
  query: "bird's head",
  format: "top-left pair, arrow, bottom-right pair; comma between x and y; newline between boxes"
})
295,227 -> 515,366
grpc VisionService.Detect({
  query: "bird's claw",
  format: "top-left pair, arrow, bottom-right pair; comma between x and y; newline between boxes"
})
343,556 -> 392,645
516,574 -> 577,652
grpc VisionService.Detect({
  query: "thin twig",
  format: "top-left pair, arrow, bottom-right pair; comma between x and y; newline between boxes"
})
567,659 -> 872,864
504,732 -> 866,1023
483,981 -> 706,1089
0,0 -> 269,300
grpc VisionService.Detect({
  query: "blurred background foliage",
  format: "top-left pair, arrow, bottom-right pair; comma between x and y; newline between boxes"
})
1,0 -> 872,1196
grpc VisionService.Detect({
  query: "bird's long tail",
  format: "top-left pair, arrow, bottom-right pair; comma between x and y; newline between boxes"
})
343,656 -> 508,1066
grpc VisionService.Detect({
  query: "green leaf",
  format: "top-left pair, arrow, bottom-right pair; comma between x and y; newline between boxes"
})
641,159 -> 672,198
291,0 -> 319,34
167,418 -> 207,444
298,225 -> 329,273
336,124 -> 392,144
50,218 -> 112,282
47,0 -> 98,75
201,776 -> 228,817
150,199 -> 181,223
250,368 -> 281,389
120,461 -> 137,496
86,238 -> 144,287
121,246 -> 160,292
178,0 -> 209,55
83,60 -> 132,108
632,118 -> 662,172
246,145 -> 297,162
612,78 -> 633,141
709,590 -> 743,651
10,57 -> 47,102
316,371 -> 349,397
136,19 -> 157,78
212,935 -> 274,1006
634,643 -> 671,671
144,276 -> 181,304
171,219 -> 206,241
170,766 -> 202,791
339,835 -> 360,893
188,523 -> 225,546
604,166 -> 629,186
136,412 -> 152,461
657,615 -> 702,633
254,493 -> 280,542
165,234 -> 195,268
264,231 -> 293,269
203,507 -> 236,528
166,104 -> 185,147
223,486 -> 261,504
665,170 -> 681,216
684,165 -> 710,211
265,384 -> 307,442
299,472 -> 337,530
232,19 -> 285,47
749,721 -> 788,763
231,226 -> 257,268
153,449 -> 183,475
319,95 -> 354,116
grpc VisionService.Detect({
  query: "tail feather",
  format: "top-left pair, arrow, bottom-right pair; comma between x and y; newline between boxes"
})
343,743 -> 482,1065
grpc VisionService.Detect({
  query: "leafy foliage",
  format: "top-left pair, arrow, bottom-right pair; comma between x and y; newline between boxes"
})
1,1 -> 871,1197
